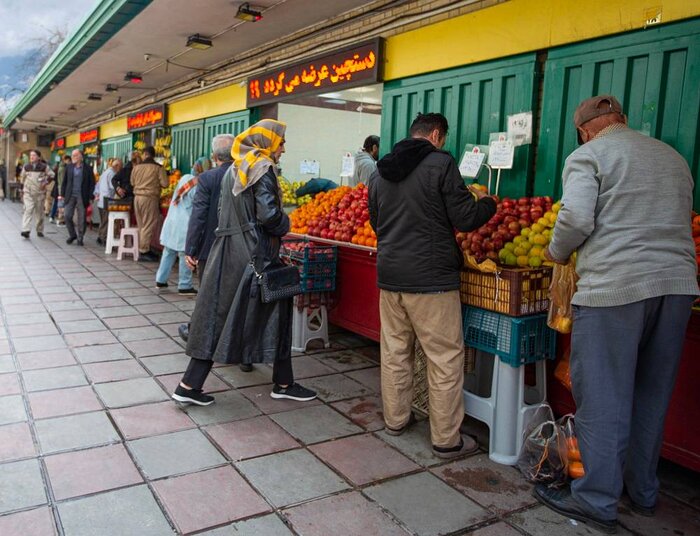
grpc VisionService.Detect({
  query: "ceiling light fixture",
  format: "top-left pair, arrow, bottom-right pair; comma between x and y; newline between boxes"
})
187,34 -> 213,50
235,3 -> 262,22
105,84 -> 119,92
68,105 -> 77,111
87,93 -> 102,101
48,81 -> 58,90
124,72 -> 143,84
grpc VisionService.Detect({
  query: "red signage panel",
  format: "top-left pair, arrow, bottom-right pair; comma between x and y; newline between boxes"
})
53,137 -> 65,150
127,105 -> 166,132
79,129 -> 99,144
247,39 -> 383,107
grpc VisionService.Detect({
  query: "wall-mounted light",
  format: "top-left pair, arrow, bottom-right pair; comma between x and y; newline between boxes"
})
187,34 -> 213,50
124,72 -> 143,84
235,3 -> 262,22
68,105 -> 77,111
49,81 -> 58,90
105,84 -> 119,92
87,93 -> 102,101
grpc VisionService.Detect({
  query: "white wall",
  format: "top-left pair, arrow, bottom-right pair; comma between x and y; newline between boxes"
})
277,103 -> 381,184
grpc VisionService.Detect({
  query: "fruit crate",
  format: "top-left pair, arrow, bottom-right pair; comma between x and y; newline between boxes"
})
462,305 -> 556,367
106,197 -> 133,212
282,238 -> 337,294
460,267 -> 552,317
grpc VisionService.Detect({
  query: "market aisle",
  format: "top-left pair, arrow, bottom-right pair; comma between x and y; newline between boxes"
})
0,200 -> 698,536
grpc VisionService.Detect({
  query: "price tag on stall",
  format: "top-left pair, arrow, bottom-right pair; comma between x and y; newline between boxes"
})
340,152 -> 355,177
507,111 -> 533,146
459,146 -> 486,178
300,159 -> 320,175
488,140 -> 515,169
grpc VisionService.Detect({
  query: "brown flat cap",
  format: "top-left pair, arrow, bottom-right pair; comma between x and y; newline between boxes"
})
573,95 -> 623,128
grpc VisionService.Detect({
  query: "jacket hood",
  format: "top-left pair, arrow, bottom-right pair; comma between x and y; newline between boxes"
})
377,138 -> 436,183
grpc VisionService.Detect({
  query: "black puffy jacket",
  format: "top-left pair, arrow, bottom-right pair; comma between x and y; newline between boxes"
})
369,138 -> 496,293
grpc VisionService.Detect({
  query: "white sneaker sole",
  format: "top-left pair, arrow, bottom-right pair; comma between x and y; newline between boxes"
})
171,393 -> 214,406
270,392 -> 317,402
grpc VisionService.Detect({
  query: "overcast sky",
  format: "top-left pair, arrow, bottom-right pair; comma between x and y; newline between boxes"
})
0,0 -> 99,116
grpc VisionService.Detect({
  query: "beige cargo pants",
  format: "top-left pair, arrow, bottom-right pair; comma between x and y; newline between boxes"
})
22,177 -> 46,234
134,195 -> 160,254
380,289 -> 465,449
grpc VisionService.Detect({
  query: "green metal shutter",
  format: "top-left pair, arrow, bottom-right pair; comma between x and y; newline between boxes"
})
202,110 -> 251,155
381,54 -> 538,199
171,120 -> 204,174
534,18 -> 700,209
100,135 -> 133,169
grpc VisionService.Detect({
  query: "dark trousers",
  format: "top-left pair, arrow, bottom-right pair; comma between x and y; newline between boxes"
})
569,295 -> 694,520
182,356 -> 294,390
196,258 -> 207,285
64,195 -> 85,240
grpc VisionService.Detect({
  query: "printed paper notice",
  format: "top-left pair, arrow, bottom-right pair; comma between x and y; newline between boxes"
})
459,147 -> 486,178
340,153 -> 355,177
300,159 -> 320,175
488,140 -> 514,169
507,112 -> 532,146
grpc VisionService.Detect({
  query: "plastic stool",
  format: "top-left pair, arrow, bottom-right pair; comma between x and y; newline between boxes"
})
292,305 -> 330,352
117,228 -> 140,261
105,211 -> 130,254
463,350 -> 547,465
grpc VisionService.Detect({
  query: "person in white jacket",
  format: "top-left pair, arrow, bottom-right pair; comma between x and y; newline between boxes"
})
20,150 -> 55,238
94,158 -> 121,245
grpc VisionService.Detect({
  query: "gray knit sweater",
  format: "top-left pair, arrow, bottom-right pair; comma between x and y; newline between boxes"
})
548,125 -> 699,307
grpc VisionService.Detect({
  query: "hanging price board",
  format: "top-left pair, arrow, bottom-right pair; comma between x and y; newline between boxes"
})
459,146 -> 486,178
488,140 -> 515,169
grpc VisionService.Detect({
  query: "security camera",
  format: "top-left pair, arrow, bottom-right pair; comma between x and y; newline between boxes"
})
144,54 -> 151,61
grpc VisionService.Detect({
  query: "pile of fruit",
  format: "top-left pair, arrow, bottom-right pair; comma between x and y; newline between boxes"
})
290,184 -> 375,246
160,170 -> 181,208
279,178 -> 312,206
456,196 -> 557,265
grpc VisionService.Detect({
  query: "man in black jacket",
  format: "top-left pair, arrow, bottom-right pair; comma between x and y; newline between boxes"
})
59,149 -> 95,246
112,151 -> 140,198
369,113 -> 496,459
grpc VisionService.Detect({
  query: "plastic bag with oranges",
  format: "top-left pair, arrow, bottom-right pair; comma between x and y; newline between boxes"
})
559,414 -> 585,479
547,257 -> 578,334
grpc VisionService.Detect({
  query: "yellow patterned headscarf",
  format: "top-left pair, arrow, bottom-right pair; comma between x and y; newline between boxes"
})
231,119 -> 286,195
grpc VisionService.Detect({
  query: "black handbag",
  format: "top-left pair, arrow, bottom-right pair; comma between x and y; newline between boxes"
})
252,262 -> 302,303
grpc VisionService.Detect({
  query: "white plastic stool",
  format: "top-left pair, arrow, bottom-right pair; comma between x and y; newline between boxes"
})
105,211 -> 130,254
292,305 -> 330,352
117,228 -> 139,261
463,350 -> 547,465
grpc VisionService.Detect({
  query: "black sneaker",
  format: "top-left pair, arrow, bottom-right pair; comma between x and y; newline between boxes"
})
385,412 -> 417,436
533,484 -> 618,534
239,363 -> 253,372
630,502 -> 655,517
171,385 -> 214,406
37,232 -> 44,238
66,236 -> 76,244
139,252 -> 159,262
156,282 -> 169,289
178,323 -> 189,342
77,239 -> 84,246
271,383 -> 317,402
178,288 -> 197,295
96,237 -> 103,245
21,231 -> 30,239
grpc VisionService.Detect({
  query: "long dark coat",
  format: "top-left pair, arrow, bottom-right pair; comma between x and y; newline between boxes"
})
185,165 -> 292,365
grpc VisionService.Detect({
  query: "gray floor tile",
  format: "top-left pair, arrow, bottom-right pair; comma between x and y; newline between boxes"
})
313,349 -> 376,372
507,505 -> 634,535
364,472 -> 492,536
35,411 -> 120,454
8,323 -> 60,338
102,315 -> 150,329
49,309 -> 98,322
301,373 -> 373,402
0,355 -> 15,373
200,514 -> 294,536
73,343 -> 132,364
148,312 -> 190,324
184,389 -> 260,426
139,353 -> 190,375
124,338 -> 184,357
376,419 -> 445,467
0,459 -> 47,514
113,326 -> 168,343
64,330 -> 119,347
214,364 -> 273,388
270,405 -> 362,444
22,366 -> 88,392
93,306 -> 139,319
135,302 -> 177,314
94,377 -> 169,408
12,335 -> 66,353
128,429 -> 226,479
58,485 -> 173,536
57,319 -> 106,334
236,449 -> 348,507
0,395 -> 27,425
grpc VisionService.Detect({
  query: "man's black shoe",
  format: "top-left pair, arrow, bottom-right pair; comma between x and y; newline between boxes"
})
66,236 -> 76,244
629,501 -> 655,517
156,282 -> 169,289
178,288 -> 197,295
139,252 -> 159,262
96,237 -> 103,245
533,485 -> 618,534
171,385 -> 214,406
271,383 -> 317,401
37,232 -> 44,238
239,363 -> 253,372
178,323 -> 189,342
21,231 -> 30,239
77,239 -> 84,246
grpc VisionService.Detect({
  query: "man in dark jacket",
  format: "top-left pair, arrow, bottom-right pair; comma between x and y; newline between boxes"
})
112,151 -> 140,198
60,149 -> 95,245
369,112 -> 496,459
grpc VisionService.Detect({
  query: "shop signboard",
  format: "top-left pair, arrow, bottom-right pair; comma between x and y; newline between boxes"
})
127,105 -> 166,132
247,39 -> 383,107
51,137 -> 66,151
79,129 -> 99,144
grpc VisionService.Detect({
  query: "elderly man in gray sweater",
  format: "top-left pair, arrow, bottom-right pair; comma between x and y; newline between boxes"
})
535,95 -> 699,534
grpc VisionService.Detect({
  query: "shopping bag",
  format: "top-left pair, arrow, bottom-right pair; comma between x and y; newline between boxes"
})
517,404 -> 568,487
554,348 -> 572,392
558,414 -> 585,479
547,258 -> 578,334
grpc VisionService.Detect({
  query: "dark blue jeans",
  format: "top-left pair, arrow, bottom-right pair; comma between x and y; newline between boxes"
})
569,295 -> 694,520
49,198 -> 58,219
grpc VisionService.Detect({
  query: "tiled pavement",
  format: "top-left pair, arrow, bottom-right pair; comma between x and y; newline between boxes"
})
0,202 -> 699,536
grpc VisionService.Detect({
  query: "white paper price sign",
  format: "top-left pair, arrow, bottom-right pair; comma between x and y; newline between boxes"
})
507,111 -> 532,146
459,147 -> 486,178
488,140 -> 514,169
300,159 -> 320,175
340,152 -> 355,177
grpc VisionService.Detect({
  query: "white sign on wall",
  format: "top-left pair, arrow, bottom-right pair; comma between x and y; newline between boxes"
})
507,111 -> 533,146
459,146 -> 486,178
488,140 -> 515,169
300,159 -> 320,175
340,152 -> 355,177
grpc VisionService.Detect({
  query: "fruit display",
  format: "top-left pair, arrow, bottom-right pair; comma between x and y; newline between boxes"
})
154,132 -> 172,171
290,184 -> 375,246
456,196 -> 556,265
279,177 -> 312,206
83,144 -> 99,157
160,170 -> 181,208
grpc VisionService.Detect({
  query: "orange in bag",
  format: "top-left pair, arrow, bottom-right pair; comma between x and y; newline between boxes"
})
547,258 -> 578,334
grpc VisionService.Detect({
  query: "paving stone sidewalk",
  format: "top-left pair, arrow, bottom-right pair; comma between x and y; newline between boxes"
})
0,202 -> 698,535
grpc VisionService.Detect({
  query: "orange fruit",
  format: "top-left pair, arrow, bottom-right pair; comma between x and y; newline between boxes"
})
568,461 -> 585,479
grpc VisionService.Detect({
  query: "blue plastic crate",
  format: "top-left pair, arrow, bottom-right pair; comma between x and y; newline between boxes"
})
300,274 -> 336,292
462,305 -> 556,367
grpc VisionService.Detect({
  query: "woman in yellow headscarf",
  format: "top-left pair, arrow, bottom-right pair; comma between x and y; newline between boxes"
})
172,119 -> 316,406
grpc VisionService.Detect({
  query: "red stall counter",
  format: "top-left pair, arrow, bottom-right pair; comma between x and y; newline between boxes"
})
548,311 -> 700,472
